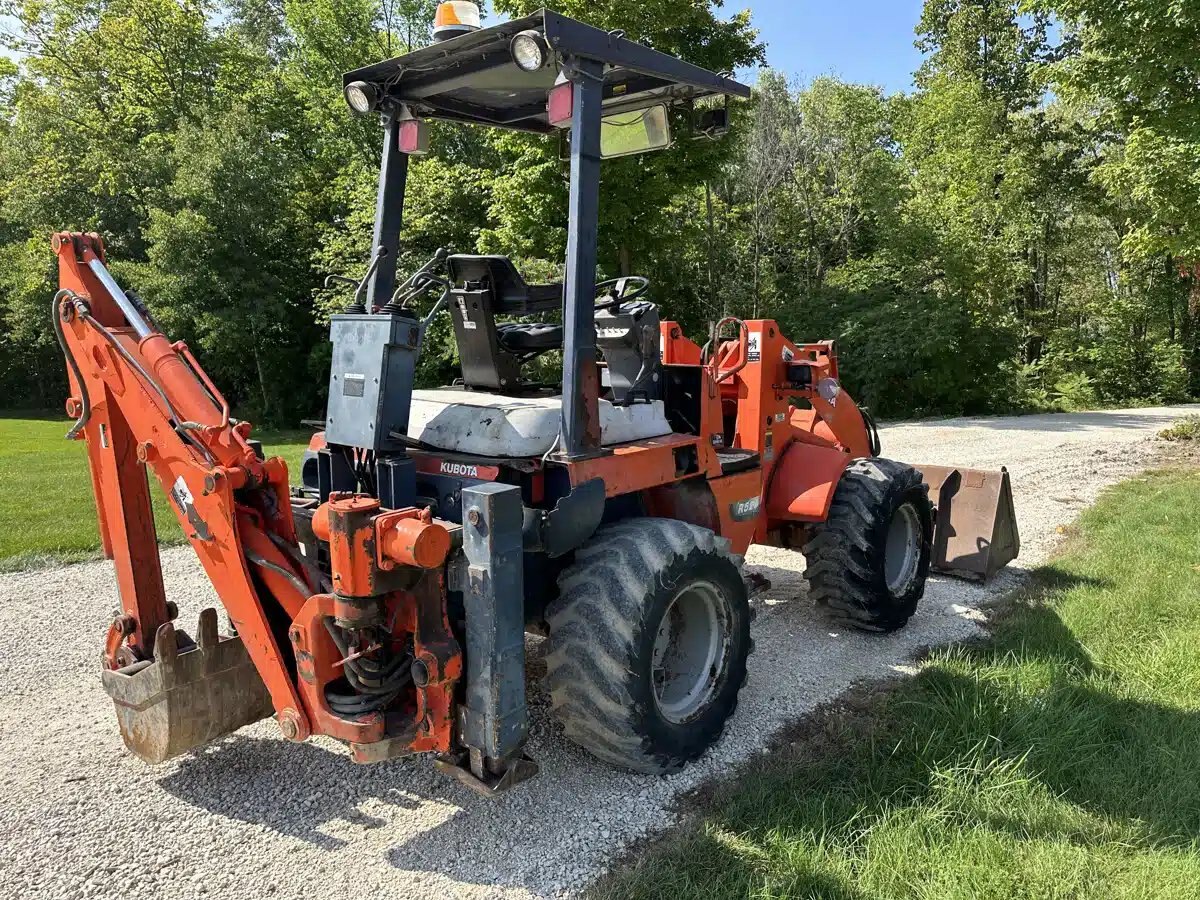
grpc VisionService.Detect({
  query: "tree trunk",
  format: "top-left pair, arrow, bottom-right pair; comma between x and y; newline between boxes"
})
1185,267 -> 1200,395
253,341 -> 270,420
705,182 -> 719,317
1166,253 -> 1177,342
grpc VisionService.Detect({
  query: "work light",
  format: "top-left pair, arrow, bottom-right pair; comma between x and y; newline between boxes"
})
344,81 -> 378,115
510,30 -> 550,71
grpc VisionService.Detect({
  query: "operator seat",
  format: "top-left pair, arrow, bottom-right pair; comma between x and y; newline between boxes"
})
447,255 -> 561,392
495,321 -> 563,354
418,257 -> 673,457
447,256 -> 662,401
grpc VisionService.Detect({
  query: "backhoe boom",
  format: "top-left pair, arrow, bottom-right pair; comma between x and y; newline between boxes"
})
54,232 -> 312,745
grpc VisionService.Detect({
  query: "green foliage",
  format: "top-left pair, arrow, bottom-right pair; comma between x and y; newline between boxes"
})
1038,0 -> 1200,262
0,0 -> 1194,421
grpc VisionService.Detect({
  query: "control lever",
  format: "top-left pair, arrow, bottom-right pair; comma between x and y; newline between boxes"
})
387,247 -> 449,308
383,249 -> 452,346
324,247 -> 388,314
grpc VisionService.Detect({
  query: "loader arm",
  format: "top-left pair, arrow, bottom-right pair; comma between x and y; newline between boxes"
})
53,232 -> 315,740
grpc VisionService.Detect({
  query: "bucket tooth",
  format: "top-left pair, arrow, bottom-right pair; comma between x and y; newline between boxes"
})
100,608 -> 274,763
915,465 -> 1020,581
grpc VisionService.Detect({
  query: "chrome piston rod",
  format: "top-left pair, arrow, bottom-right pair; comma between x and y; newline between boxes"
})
85,256 -> 154,340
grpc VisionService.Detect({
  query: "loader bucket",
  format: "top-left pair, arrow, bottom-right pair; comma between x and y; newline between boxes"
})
915,465 -> 1020,581
100,608 -> 274,763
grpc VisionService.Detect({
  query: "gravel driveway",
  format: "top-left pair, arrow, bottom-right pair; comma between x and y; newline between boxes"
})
1,405 -> 1194,900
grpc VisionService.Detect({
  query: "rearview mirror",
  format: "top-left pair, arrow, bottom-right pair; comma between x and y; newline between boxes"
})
600,105 -> 672,159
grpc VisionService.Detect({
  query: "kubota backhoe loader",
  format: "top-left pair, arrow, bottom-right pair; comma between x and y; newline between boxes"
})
53,6 -> 1018,794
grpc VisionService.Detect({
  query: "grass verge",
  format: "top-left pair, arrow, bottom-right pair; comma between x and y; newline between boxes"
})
0,412 -> 310,572
596,467 -> 1200,900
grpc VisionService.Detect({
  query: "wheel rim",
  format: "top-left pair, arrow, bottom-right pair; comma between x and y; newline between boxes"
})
884,502 -> 922,594
651,580 -> 731,724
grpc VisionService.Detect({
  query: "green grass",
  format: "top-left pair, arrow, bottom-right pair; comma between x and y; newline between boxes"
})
597,468 -> 1200,900
0,412 -> 310,571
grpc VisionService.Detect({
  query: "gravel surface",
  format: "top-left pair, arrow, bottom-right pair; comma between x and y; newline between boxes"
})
1,405 -> 1194,900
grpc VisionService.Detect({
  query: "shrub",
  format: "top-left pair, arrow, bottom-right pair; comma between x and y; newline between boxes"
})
1159,415 -> 1200,441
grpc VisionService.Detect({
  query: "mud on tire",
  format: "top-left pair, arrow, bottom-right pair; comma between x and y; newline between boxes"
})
803,457 -> 933,633
545,518 -> 752,774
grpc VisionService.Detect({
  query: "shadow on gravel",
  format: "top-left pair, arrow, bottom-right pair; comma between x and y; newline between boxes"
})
156,737 -> 434,850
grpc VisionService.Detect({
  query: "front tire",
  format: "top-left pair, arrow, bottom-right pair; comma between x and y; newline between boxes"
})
545,519 -> 752,774
803,457 -> 933,632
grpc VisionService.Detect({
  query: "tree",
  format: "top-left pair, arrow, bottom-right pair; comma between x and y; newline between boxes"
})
1038,0 -> 1200,262
1033,0 -> 1199,391
0,0 -> 1193,420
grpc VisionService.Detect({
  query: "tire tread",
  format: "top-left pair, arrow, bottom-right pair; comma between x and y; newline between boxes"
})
546,518 -> 749,773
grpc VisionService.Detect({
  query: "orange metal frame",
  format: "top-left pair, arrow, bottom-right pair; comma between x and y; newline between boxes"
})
567,318 -> 874,554
56,232 -> 459,758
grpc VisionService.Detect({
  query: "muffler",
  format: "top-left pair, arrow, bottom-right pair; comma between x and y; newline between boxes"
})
915,465 -> 1020,581
100,607 -> 274,763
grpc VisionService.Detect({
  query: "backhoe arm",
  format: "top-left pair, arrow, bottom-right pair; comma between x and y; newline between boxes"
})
53,232 -> 315,743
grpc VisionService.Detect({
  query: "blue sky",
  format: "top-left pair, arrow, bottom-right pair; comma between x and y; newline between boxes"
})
1,3 -> 933,91
744,0 -> 928,93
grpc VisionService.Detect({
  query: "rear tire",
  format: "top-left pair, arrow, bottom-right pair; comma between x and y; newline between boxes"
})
803,457 -> 933,632
545,518 -> 751,774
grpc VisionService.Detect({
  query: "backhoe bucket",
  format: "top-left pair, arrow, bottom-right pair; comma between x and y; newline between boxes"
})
915,465 -> 1020,581
100,608 -> 274,763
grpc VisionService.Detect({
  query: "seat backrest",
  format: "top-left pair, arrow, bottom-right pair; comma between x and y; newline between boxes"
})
446,255 -> 561,391
447,255 -> 561,314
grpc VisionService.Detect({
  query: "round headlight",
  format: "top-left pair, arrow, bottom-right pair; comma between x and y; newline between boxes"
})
510,30 -> 549,72
344,80 -> 378,115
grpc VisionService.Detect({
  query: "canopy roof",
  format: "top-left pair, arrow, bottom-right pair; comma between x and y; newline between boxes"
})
342,9 -> 751,134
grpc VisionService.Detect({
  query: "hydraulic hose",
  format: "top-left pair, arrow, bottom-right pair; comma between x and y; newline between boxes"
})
77,307 -> 217,466
245,550 -> 314,602
322,618 -> 413,715
265,530 -> 329,594
862,409 -> 882,457
52,290 -> 91,440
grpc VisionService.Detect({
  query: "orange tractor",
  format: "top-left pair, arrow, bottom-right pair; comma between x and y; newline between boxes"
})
53,8 -> 1017,793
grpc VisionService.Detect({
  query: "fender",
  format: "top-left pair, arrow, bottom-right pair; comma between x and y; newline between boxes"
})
765,440 -> 852,523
